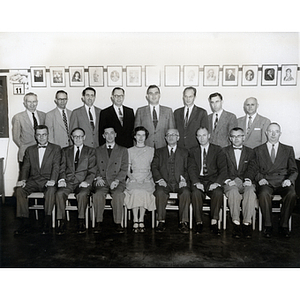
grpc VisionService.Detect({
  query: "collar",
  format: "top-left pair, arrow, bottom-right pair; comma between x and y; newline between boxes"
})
106,142 -> 115,149
247,112 -> 257,120
168,145 -> 177,153
38,143 -> 48,148
214,109 -> 223,116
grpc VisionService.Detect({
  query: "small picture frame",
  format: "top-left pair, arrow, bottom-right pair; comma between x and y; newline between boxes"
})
183,65 -> 199,86
126,66 -> 142,87
69,66 -> 85,87
280,64 -> 297,86
88,66 -> 104,87
145,65 -> 161,86
107,66 -> 123,87
242,65 -> 258,86
203,65 -> 219,86
261,65 -> 278,86
49,66 -> 65,87
165,65 -> 180,87
30,66 -> 46,87
222,65 -> 238,86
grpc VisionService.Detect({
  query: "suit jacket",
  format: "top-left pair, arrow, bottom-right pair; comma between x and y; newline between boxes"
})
69,105 -> 101,148
12,110 -> 46,161
20,142 -> 61,184
151,146 -> 189,185
95,144 -> 128,186
208,110 -> 238,148
223,145 -> 255,181
188,143 -> 227,185
251,143 -> 298,188
134,105 -> 175,149
174,105 -> 208,149
59,145 -> 97,186
99,105 -> 135,148
237,114 -> 271,149
45,107 -> 72,148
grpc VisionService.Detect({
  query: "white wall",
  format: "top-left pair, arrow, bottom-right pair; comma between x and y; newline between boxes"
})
1,32 -> 299,195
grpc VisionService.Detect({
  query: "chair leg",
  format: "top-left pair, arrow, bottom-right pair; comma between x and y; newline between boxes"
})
289,216 -> 292,231
34,199 -> 39,220
252,208 -> 256,230
124,206 -> 128,228
189,203 -> 193,229
152,210 -> 155,228
258,207 -> 262,231
218,208 -> 222,230
85,206 -> 89,229
52,205 -> 56,228
222,196 -> 227,230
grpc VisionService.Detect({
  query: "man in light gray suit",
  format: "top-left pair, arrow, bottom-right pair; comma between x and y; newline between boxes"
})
45,90 -> 72,148
70,87 -> 101,148
237,97 -> 271,149
207,92 -> 237,148
135,85 -> 175,149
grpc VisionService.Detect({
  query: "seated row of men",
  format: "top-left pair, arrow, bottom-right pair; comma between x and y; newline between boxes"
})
14,121 -> 298,239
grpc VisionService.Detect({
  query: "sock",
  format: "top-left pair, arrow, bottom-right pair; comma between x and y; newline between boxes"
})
211,219 -> 217,225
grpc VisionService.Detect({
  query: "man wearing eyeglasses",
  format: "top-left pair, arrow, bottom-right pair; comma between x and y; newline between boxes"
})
55,127 -> 97,235
14,125 -> 61,235
99,87 -> 135,148
151,128 -> 190,233
223,127 -> 256,239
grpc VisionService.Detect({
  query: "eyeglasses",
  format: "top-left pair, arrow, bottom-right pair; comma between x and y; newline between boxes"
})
230,135 -> 244,138
72,135 -> 84,139
166,134 -> 179,137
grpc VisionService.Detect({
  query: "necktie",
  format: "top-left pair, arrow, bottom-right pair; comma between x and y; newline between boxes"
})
153,106 -> 158,129
88,108 -> 95,131
107,145 -> 112,158
38,145 -> 47,148
271,144 -> 275,164
203,148 -> 208,176
170,147 -> 174,157
74,147 -> 80,170
184,107 -> 189,128
247,116 -> 252,134
118,108 -> 123,126
32,112 -> 38,129
62,110 -> 69,135
233,147 -> 242,150
214,113 -> 218,130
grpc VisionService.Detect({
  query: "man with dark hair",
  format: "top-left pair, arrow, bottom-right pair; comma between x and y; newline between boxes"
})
135,85 -> 175,149
14,125 -> 61,235
99,87 -> 135,148
174,86 -> 208,149
70,87 -> 101,148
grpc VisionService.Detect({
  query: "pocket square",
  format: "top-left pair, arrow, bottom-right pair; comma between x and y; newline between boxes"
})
254,128 -> 261,131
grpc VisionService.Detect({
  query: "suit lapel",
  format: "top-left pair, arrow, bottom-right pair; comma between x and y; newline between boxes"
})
215,111 -> 227,133
188,106 -> 197,126
228,147 -> 238,170
237,147 -> 247,172
55,108 -> 65,130
40,144 -> 53,170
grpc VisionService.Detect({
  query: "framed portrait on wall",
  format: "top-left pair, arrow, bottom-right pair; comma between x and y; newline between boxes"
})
280,64 -> 297,86
183,65 -> 199,86
107,66 -> 123,87
30,66 -> 46,87
88,66 -> 104,87
203,65 -> 219,86
69,66 -> 85,87
261,64 -> 278,86
126,66 -> 142,87
222,65 -> 238,86
49,66 -> 65,87
242,65 -> 258,86
165,65 -> 180,86
145,65 -> 161,86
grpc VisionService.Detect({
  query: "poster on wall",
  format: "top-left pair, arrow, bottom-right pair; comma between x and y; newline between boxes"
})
126,66 -> 142,87
50,66 -> 65,87
107,66 -> 123,87
280,64 -> 297,86
222,65 -> 238,86
69,66 -> 85,87
88,66 -> 104,87
30,66 -> 47,87
165,65 -> 180,87
183,65 -> 199,86
145,66 -> 161,86
242,65 -> 258,86
261,64 -> 278,86
203,65 -> 219,86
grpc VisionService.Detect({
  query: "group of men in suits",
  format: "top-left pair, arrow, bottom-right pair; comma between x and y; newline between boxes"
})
12,86 -> 298,238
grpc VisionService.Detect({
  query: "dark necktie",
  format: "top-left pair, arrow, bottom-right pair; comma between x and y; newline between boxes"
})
88,108 -> 95,131
118,108 -> 123,126
214,113 -> 218,130
74,146 -> 80,170
203,148 -> 208,176
62,109 -> 69,135
107,145 -> 112,158
233,147 -> 242,150
271,144 -> 275,164
247,116 -> 252,134
184,107 -> 189,128
153,106 -> 158,129
32,112 -> 38,129
170,147 -> 174,157
38,145 -> 47,148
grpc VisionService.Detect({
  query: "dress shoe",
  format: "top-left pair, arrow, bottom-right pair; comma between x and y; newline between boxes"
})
195,223 -> 203,235
14,218 -> 30,235
279,226 -> 290,238
77,219 -> 86,234
93,222 -> 102,234
56,220 -> 66,235
156,222 -> 166,233
232,223 -> 242,239
179,222 -> 189,234
210,224 -> 221,236
115,223 -> 124,234
263,226 -> 272,238
242,224 -> 252,239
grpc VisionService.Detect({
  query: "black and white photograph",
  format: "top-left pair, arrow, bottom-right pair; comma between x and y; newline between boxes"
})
88,66 -> 104,87
30,66 -> 46,87
49,66 -> 65,87
203,65 -> 219,86
69,66 -> 85,87
242,65 -> 258,86
165,65 -> 180,86
126,66 -> 142,86
222,65 -> 238,86
281,64 -> 298,86
183,65 -> 199,86
261,64 -> 278,86
107,66 -> 123,86
145,65 -> 161,86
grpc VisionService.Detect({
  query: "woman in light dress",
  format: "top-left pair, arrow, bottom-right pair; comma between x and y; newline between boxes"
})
124,126 -> 156,233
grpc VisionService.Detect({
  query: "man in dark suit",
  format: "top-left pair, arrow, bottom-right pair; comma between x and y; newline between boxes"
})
174,86 -> 208,150
56,127 -> 97,235
93,126 -> 128,234
99,87 -> 135,148
207,92 -> 237,148
223,127 -> 256,238
14,125 -> 61,235
135,85 -> 175,149
251,123 -> 298,238
188,127 -> 227,235
151,128 -> 190,234
69,87 -> 101,148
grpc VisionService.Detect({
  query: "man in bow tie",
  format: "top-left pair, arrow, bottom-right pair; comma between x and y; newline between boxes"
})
14,125 -> 61,235
223,127 -> 256,239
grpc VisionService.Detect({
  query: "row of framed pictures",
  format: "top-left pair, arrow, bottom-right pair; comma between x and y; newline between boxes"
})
30,64 -> 298,88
